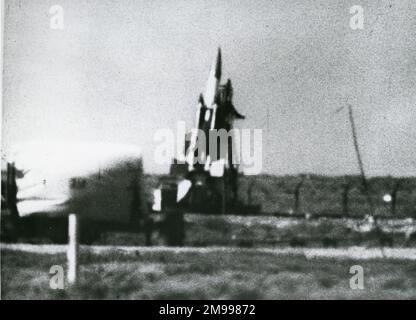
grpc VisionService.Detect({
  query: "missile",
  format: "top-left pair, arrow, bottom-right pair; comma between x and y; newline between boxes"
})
204,47 -> 222,107
186,48 -> 223,171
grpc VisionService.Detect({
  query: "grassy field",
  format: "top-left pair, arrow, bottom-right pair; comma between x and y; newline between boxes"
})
2,247 -> 416,299
183,214 -> 416,247
92,214 -> 416,248
4,213 -> 415,247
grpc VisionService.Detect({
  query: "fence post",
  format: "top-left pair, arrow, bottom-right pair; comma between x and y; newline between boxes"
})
67,213 -> 79,285
391,181 -> 401,216
342,182 -> 350,217
294,176 -> 305,215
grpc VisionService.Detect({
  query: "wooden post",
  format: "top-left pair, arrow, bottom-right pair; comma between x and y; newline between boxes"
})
294,188 -> 300,215
390,181 -> 400,216
342,181 -> 350,217
67,213 -> 79,285
294,175 -> 305,215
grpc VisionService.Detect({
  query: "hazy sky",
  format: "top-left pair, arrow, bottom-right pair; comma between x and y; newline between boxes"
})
2,0 -> 416,176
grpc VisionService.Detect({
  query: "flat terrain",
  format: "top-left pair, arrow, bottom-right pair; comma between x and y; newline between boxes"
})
3,214 -> 416,247
2,174 -> 415,299
2,245 -> 416,299
146,174 -> 416,217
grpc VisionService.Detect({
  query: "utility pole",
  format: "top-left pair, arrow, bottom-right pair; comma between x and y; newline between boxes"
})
347,105 -> 379,229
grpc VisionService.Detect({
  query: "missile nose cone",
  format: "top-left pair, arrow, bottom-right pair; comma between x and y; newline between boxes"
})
215,47 -> 222,80
204,47 -> 222,107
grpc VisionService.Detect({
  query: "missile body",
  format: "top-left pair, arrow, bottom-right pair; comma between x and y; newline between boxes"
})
186,48 -> 244,172
204,48 -> 222,108
187,48 -> 222,170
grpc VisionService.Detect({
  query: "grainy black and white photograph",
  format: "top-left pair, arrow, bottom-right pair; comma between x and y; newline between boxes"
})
1,0 -> 416,303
